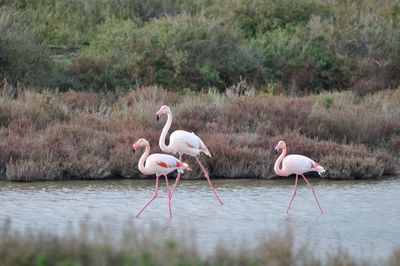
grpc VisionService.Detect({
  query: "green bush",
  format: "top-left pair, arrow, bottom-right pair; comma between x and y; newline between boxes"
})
11,0 -> 201,48
2,0 -> 400,93
148,14 -> 264,89
62,56 -> 130,91
85,14 -> 264,90
230,0 -> 330,37
128,0 -> 203,23
250,27 -> 343,93
17,0 -> 136,48
0,6 -> 52,86
312,0 -> 400,94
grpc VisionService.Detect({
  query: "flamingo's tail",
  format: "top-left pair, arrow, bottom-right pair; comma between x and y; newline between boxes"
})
178,163 -> 192,173
203,148 -> 212,158
316,166 -> 326,176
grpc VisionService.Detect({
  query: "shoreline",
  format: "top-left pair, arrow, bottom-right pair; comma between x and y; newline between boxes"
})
1,174 -> 398,183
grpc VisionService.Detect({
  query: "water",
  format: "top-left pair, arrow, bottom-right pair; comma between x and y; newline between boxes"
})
1,177 -> 400,260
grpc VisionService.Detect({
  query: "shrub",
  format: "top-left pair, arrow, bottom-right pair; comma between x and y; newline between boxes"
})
5,157 -> 61,181
230,0 -> 330,37
307,90 -> 400,147
314,0 -> 400,94
0,87 -> 398,180
86,14 -> 264,90
0,6 -> 53,86
63,56 -> 130,91
251,27 -> 344,93
321,155 -> 385,180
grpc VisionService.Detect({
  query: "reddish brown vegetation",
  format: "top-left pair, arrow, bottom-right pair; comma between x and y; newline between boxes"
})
0,86 -> 399,181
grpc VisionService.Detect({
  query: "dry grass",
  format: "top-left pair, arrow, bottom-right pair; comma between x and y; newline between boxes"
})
0,219 -> 397,266
0,86 -> 399,181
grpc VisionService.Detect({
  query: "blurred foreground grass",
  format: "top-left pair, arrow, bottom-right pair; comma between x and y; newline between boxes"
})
0,219 -> 399,266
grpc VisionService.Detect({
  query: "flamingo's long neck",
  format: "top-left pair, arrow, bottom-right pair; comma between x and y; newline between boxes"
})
274,146 -> 288,176
159,110 -> 173,153
138,143 -> 152,175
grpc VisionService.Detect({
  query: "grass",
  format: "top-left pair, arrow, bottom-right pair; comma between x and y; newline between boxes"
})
0,85 -> 399,181
0,219 -> 398,266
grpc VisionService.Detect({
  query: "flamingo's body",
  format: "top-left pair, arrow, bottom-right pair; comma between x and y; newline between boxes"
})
274,140 -> 324,214
143,153 -> 188,175
166,130 -> 210,157
132,138 -> 191,218
280,154 -> 325,176
156,105 -> 222,205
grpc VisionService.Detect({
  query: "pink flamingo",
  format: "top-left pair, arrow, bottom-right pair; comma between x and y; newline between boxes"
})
274,140 -> 324,214
132,138 -> 191,218
156,105 -> 223,205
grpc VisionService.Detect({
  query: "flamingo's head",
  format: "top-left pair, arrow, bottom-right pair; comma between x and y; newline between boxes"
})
274,140 -> 286,155
132,138 -> 148,153
156,105 -> 171,121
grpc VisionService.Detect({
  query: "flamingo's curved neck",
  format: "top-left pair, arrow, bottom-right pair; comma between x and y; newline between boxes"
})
274,146 -> 288,176
159,110 -> 173,153
138,142 -> 152,175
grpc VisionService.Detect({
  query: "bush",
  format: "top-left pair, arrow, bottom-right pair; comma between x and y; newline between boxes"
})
0,86 -> 398,181
63,56 -> 130,91
307,90 -> 400,147
250,26 -> 344,93
2,0 -> 400,93
0,6 -> 53,86
313,0 -> 400,94
85,14 -> 264,91
230,0 -> 330,37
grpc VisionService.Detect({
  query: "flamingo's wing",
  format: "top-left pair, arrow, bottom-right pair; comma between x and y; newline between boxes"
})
282,154 -> 314,175
148,154 -> 181,168
170,130 -> 210,156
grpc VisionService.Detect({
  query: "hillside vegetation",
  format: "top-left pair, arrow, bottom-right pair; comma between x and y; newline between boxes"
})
1,0 -> 400,94
0,0 -> 399,181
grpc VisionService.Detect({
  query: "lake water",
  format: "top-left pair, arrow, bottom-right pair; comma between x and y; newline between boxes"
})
1,177 -> 399,260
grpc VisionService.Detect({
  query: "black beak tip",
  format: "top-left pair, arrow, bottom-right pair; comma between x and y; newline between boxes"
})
156,115 -> 159,121
132,148 -> 136,154
274,149 -> 278,156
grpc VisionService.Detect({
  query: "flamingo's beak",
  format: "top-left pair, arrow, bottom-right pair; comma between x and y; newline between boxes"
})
156,109 -> 162,121
274,148 -> 279,156
132,143 -> 138,154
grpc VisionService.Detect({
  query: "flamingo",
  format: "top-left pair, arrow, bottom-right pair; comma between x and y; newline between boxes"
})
274,140 -> 324,214
156,105 -> 223,205
132,138 -> 191,218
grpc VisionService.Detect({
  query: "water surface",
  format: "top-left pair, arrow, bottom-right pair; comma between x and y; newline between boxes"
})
1,177 -> 399,260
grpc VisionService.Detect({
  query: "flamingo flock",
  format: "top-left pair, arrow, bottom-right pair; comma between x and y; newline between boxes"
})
133,105 -> 325,218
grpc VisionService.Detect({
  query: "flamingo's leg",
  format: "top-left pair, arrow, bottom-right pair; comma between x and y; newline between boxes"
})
164,174 -> 172,218
286,174 -> 298,215
301,174 -> 324,213
136,175 -> 159,218
171,154 -> 183,198
194,157 -> 223,205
